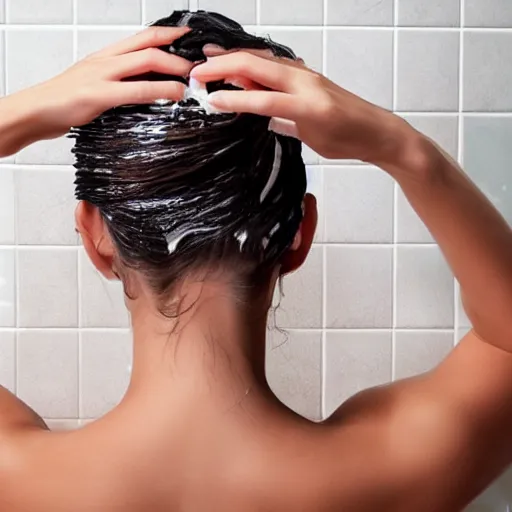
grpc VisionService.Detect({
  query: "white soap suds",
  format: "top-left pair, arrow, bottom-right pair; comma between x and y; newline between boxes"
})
260,140 -> 282,203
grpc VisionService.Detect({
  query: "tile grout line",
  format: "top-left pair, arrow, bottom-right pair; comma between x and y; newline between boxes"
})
0,327 -> 456,333
391,0 -> 399,381
454,0 -> 465,347
72,0 -> 82,420
3,24 -> 512,31
141,0 -> 146,25
256,0 -> 261,25
320,0 -> 328,420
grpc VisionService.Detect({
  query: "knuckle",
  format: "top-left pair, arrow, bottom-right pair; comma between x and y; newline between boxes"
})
145,26 -> 166,45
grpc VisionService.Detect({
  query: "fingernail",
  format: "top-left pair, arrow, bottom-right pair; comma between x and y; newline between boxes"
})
207,92 -> 228,113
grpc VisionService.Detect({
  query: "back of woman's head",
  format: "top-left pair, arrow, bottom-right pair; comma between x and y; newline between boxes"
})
72,10 -> 307,310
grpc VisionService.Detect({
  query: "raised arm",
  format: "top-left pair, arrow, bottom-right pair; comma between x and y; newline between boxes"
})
0,27 -> 193,433
192,53 -> 512,509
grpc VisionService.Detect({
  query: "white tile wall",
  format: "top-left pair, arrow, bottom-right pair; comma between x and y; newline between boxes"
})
15,167 -> 77,245
144,0 -> 188,25
17,330 -> 78,418
463,33 -> 512,112
0,331 -> 15,392
397,0 -> 460,27
80,331 -> 132,418
324,331 -> 392,416
396,30 -> 460,112
0,248 -> 15,327
6,0 -> 73,24
200,0 -> 257,25
1,1 -> 512,508
0,167 -> 15,244
324,166 -> 394,243
77,0 -> 142,25
326,29 -> 393,109
327,0 -> 394,26
396,246 -> 454,328
5,29 -> 73,93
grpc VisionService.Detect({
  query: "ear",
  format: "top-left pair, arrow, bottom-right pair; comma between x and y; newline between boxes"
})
280,193 -> 318,275
75,201 -> 118,280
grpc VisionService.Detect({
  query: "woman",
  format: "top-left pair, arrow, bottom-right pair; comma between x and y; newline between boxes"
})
1,11 -> 512,512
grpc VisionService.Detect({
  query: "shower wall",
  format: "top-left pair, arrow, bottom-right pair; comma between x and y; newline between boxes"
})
0,0 -> 511,509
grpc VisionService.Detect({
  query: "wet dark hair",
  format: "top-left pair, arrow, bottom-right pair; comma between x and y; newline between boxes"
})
71,10 -> 307,304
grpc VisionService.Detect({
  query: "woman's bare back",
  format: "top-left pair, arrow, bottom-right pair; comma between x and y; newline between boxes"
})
2,330 -> 512,512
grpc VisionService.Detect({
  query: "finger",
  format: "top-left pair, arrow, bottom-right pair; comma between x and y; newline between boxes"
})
203,44 -> 275,60
109,48 -> 194,79
93,26 -> 191,58
191,52 -> 299,92
107,81 -> 186,106
269,118 -> 300,139
207,90 -> 300,120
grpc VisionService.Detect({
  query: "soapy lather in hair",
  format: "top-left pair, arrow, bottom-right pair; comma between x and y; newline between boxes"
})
71,10 -> 306,287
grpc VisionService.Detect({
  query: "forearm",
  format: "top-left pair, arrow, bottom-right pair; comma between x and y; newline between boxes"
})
385,131 -> 512,351
0,88 -> 50,158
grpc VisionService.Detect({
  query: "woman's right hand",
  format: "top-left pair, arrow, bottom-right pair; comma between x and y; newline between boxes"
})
0,26 -> 194,153
191,52 -> 419,169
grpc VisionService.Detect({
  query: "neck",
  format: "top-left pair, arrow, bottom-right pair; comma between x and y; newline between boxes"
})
123,280 -> 271,413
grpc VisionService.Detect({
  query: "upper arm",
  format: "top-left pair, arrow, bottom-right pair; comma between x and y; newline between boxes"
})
325,330 -> 512,510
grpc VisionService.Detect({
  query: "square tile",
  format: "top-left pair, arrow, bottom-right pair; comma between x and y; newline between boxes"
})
326,30 -> 393,109
396,246 -> 454,328
326,246 -> 393,328
17,330 -> 78,418
266,329 -> 322,420
327,0 -> 393,26
80,249 -> 130,328
81,331 -> 132,418
324,331 -> 392,417
397,0 -> 460,27
0,0 -> 4,23
465,0 -> 512,27
258,28 -> 322,72
324,166 -> 394,243
273,246 -> 322,329
396,30 -> 459,111
394,331 -> 453,380
144,0 -> 188,24
77,29 -> 139,60
306,166 -> 324,243
16,168 -> 77,245
16,137 -> 75,165
0,331 -> 15,392
463,32 -> 512,111
260,0 -> 323,25
303,145 -> 320,165
0,249 -> 15,327
6,29 -> 73,93
45,419 -> 81,431
7,0 -> 73,23
0,166 -> 15,244
458,287 -> 471,328
401,115 -> 459,160
77,0 -> 142,24
198,0 -> 256,25
18,248 -> 78,327
463,117 -> 512,223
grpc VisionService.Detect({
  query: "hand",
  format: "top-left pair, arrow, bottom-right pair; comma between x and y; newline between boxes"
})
2,26 -> 193,143
191,51 -> 415,166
